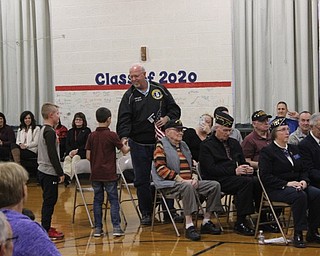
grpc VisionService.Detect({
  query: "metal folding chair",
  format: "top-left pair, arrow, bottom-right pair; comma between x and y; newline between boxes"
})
117,153 -> 141,224
72,159 -> 95,227
151,165 -> 216,237
255,169 -> 292,244
72,159 -> 108,227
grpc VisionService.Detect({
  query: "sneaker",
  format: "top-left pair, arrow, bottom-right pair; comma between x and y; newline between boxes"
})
48,227 -> 64,240
64,175 -> 71,187
200,220 -> 221,235
113,227 -> 125,237
94,227 -> 104,237
185,226 -> 201,241
140,214 -> 152,226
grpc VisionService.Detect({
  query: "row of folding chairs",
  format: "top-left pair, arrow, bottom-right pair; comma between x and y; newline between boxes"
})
72,155 -> 292,245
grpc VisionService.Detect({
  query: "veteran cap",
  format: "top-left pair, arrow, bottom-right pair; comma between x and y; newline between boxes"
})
252,110 -> 272,122
215,111 -> 234,128
213,106 -> 229,118
269,117 -> 287,131
164,119 -> 186,130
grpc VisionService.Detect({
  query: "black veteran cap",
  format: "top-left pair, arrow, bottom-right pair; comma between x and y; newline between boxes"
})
251,110 -> 272,121
213,106 -> 228,118
269,117 -> 287,131
164,119 -> 186,130
215,112 -> 234,128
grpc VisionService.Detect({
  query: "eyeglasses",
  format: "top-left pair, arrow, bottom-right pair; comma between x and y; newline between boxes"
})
168,128 -> 184,133
75,118 -> 83,121
276,127 -> 290,132
129,72 -> 144,79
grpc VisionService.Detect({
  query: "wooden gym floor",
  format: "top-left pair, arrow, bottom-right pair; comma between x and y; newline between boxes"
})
24,179 -> 320,256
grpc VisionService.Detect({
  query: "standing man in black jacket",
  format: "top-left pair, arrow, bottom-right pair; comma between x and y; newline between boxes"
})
117,63 -> 181,225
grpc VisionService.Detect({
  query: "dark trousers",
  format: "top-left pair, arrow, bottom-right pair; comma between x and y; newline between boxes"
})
268,185 -> 320,231
38,171 -> 59,231
217,175 -> 261,217
129,139 -> 155,215
0,147 -> 11,161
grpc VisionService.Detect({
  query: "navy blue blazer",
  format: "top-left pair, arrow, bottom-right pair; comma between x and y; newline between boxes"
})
259,142 -> 309,191
299,134 -> 320,187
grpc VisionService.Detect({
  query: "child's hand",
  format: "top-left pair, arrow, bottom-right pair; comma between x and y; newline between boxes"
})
122,138 -> 128,146
59,175 -> 65,183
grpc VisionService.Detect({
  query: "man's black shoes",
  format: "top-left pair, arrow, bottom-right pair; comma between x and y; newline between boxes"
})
293,231 -> 306,248
200,221 -> 221,235
185,226 -> 201,241
234,223 -> 254,236
163,213 -> 184,224
140,214 -> 152,226
306,230 -> 320,243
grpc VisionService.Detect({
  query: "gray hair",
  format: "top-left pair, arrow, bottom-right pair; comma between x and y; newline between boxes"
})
309,112 -> 320,126
0,212 -> 9,245
0,162 -> 29,208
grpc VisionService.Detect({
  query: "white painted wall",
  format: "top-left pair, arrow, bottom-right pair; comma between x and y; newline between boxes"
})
51,0 -> 233,129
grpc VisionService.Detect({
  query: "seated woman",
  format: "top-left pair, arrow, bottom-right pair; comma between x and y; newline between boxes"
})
0,112 -> 15,161
63,112 -> 91,186
183,114 -> 213,162
259,117 -> 320,248
11,111 -> 40,164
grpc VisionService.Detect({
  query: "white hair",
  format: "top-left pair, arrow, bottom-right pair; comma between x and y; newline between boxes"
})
0,212 -> 9,245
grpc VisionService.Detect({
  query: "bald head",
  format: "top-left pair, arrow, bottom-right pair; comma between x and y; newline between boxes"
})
129,63 -> 147,89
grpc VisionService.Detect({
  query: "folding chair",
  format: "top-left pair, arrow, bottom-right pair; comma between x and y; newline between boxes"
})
255,169 -> 292,244
151,187 -> 183,236
72,159 -> 108,227
117,153 -> 141,224
72,159 -> 95,227
151,166 -> 210,237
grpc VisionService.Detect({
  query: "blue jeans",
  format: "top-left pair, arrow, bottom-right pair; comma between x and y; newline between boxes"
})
129,139 -> 154,216
92,181 -> 120,228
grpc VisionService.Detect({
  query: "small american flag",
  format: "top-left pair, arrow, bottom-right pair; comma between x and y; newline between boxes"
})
154,102 -> 165,140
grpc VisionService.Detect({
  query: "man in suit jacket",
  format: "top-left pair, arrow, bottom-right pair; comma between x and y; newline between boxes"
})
299,112 -> 320,188
199,111 -> 261,236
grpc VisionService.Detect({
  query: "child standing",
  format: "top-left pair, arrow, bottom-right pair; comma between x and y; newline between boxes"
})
86,107 -> 130,237
37,103 -> 65,240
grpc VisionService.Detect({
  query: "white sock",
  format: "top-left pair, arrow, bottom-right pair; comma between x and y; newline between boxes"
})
186,223 -> 194,229
202,218 -> 210,225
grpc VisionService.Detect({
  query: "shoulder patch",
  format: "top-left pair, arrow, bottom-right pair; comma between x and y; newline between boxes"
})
151,89 -> 163,100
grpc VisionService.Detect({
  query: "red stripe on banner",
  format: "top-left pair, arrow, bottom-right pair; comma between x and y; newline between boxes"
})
55,81 -> 231,91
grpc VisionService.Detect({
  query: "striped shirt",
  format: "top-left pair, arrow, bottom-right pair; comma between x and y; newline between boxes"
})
154,141 -> 192,180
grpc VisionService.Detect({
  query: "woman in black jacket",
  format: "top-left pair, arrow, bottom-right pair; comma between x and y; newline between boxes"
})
63,112 -> 91,186
259,117 -> 320,248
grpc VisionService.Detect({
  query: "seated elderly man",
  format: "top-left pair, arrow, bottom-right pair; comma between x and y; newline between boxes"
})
199,111 -> 261,236
152,119 -> 222,241
241,110 -> 272,170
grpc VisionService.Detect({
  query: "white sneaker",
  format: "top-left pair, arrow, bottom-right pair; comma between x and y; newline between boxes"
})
94,227 -> 103,237
113,227 -> 124,237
